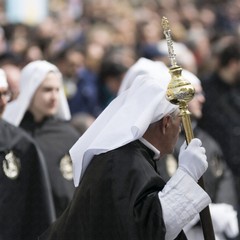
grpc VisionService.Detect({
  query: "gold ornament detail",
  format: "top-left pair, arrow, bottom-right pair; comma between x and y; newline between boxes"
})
3,151 -> 21,180
59,154 -> 73,180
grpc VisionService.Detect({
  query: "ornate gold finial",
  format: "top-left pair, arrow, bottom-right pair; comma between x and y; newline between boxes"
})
161,17 -> 177,68
161,16 -> 195,143
161,18 -> 216,240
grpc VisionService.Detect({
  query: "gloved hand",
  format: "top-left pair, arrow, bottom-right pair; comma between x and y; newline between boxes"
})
179,138 -> 208,182
210,203 -> 239,238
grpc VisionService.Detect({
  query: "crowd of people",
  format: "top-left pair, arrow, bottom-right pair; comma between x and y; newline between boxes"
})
0,0 -> 240,239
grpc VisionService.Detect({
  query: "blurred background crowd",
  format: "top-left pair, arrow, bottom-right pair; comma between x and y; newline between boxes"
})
0,0 -> 240,115
1,0 -> 240,239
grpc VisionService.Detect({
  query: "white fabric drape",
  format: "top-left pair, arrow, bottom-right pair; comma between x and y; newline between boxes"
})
3,60 -> 71,126
70,74 -> 178,186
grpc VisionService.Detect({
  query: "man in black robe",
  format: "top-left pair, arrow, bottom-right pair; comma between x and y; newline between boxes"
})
40,73 -> 210,240
0,69 -> 56,240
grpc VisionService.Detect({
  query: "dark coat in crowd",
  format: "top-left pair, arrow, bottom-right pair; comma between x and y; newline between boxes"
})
200,72 -> 240,203
20,111 -> 80,217
0,119 -> 56,240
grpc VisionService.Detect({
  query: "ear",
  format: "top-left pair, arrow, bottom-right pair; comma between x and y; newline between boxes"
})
161,116 -> 171,135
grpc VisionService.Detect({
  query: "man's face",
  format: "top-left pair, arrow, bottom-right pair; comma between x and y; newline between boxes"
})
188,84 -> 205,120
29,72 -> 61,121
0,86 -> 11,117
157,110 -> 182,156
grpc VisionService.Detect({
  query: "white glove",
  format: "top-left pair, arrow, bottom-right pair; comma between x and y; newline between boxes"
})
210,203 -> 239,238
179,138 -> 208,182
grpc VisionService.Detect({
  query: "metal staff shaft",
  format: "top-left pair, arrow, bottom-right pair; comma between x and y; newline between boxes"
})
181,104 -> 215,240
162,17 -> 215,240
180,102 -> 215,240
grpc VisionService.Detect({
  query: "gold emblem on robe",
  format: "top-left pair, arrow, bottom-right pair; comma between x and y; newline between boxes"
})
2,151 -> 21,179
59,154 -> 73,180
210,156 -> 223,178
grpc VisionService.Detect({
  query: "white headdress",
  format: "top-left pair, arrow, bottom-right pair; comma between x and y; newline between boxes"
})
3,60 -> 71,126
0,69 -> 8,88
118,57 -> 171,95
70,70 -> 178,186
118,57 -> 196,93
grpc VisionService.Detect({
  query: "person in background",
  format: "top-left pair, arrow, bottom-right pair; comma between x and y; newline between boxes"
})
0,68 -> 56,240
39,70 -> 210,240
119,57 -> 239,240
199,38 -> 240,232
3,60 -> 80,217
98,46 -> 130,109
70,112 -> 95,136
1,63 -> 21,100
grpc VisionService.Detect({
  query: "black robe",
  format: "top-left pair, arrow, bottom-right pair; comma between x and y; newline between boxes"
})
0,119 -> 55,240
20,111 -> 80,217
40,140 -> 186,240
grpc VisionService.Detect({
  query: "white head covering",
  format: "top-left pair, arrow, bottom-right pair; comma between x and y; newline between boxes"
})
0,69 -> 8,88
118,57 -> 171,95
3,60 -> 71,126
70,72 -> 178,186
118,57 -> 196,94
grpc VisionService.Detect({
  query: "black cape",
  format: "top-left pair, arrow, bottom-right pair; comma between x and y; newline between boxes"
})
20,111 -> 80,217
40,140 -> 186,240
0,119 -> 56,240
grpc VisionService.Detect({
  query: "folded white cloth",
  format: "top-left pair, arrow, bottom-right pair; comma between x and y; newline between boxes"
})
210,203 -> 239,238
184,203 -> 239,239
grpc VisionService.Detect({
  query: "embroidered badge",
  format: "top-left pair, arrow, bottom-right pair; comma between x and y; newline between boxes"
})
210,156 -> 223,178
2,151 -> 21,179
59,154 -> 73,180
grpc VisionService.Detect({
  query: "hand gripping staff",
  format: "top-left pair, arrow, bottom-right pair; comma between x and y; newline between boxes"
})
161,16 -> 216,240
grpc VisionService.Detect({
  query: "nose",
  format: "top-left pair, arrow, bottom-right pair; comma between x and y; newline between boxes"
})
0,91 -> 11,103
51,89 -> 58,97
195,91 -> 205,103
50,89 -> 59,103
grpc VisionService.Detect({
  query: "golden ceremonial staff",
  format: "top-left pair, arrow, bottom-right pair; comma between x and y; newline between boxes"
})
161,16 -> 216,240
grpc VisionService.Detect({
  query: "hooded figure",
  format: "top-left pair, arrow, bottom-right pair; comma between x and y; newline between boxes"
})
40,69 -> 210,240
0,68 -> 56,240
119,58 -> 239,239
3,60 -> 80,217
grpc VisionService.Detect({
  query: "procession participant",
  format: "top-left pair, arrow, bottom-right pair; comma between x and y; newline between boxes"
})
0,68 -> 56,240
119,57 -> 239,239
3,60 -> 80,217
39,72 -> 211,240
159,70 -> 239,240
